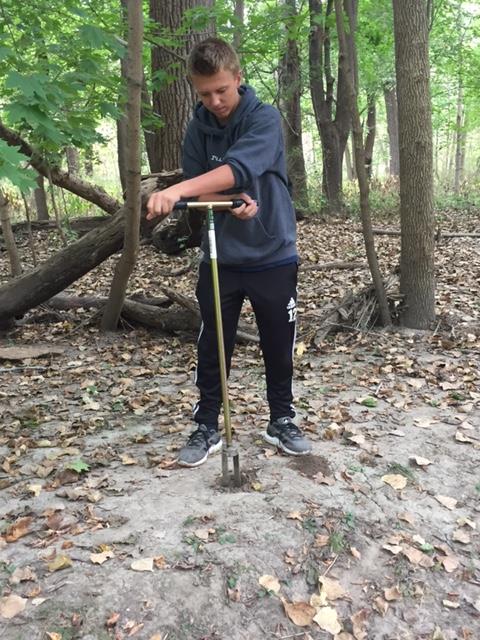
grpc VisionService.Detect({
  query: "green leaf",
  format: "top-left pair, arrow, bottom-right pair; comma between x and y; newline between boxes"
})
0,140 -> 37,192
361,397 -> 377,408
66,459 -> 90,474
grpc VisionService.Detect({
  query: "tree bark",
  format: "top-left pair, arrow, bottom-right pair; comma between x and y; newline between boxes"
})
0,191 -> 22,277
335,0 -> 390,326
454,83 -> 465,194
148,0 -> 214,172
308,0 -> 352,214
393,0 -> 435,328
33,174 -> 49,221
279,0 -> 309,209
233,0 -> 244,50
66,147 -> 80,176
102,0 -> 143,330
364,93 -> 376,179
383,84 -> 400,177
117,0 -> 129,194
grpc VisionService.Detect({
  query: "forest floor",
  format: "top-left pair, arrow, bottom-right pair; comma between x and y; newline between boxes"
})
0,209 -> 479,640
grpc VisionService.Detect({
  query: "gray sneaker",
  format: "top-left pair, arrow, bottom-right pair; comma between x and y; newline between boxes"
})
177,424 -> 222,467
264,417 -> 312,455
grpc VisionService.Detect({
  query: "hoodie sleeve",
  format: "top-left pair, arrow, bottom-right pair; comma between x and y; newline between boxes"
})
223,105 -> 284,189
182,120 -> 208,179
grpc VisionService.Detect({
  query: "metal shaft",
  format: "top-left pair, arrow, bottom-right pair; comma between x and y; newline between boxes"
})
207,205 -> 233,447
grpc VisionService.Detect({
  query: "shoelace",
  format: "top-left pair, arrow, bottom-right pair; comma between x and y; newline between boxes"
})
278,422 -> 303,440
186,425 -> 213,447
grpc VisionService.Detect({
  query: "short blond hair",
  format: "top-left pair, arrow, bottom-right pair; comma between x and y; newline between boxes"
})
187,37 -> 240,77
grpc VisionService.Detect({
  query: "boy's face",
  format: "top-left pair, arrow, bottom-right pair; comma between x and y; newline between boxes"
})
191,68 -> 242,123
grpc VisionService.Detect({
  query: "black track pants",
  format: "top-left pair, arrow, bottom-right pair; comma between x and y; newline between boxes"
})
194,261 -> 297,427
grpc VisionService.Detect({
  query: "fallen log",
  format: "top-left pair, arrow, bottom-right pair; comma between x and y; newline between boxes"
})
301,260 -> 364,271
45,293 -> 259,343
358,227 -> 480,239
0,174 -> 180,328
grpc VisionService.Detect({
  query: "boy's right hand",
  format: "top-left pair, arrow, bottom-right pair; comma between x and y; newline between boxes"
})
146,184 -> 184,220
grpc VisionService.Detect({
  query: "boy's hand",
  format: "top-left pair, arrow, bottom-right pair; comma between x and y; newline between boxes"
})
146,185 -> 184,220
230,193 -> 258,220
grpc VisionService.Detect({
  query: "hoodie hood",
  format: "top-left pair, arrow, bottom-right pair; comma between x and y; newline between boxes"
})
192,85 -> 262,137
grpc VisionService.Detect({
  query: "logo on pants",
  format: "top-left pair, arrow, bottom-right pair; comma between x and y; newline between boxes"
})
287,297 -> 297,323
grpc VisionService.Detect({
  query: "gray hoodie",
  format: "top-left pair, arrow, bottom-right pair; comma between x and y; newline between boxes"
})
182,85 -> 297,268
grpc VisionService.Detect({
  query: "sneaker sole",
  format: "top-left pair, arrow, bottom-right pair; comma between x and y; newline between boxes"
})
177,439 -> 223,468
263,432 -> 311,456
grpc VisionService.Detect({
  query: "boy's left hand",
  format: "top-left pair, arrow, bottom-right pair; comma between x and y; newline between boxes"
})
230,193 -> 258,220
146,185 -> 183,220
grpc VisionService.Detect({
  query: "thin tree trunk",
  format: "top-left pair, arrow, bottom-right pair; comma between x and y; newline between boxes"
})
21,193 -> 38,267
279,0 -> 309,209
33,174 -> 49,221
454,83 -> 465,194
233,0 -> 244,50
364,93 -> 376,179
117,0 -> 129,194
335,0 -> 390,326
393,0 -> 435,328
344,135 -> 355,181
66,147 -> 80,176
102,0 -> 143,330
0,191 -> 22,277
383,84 -> 400,177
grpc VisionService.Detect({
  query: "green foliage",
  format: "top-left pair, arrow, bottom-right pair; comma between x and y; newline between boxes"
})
0,140 -> 37,191
65,459 -> 90,474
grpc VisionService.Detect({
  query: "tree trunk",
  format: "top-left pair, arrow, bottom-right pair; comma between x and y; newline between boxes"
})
344,135 -> 355,181
0,174 -> 180,328
383,84 -> 400,177
117,0 -> 129,194
66,147 -> 80,176
0,191 -> 22,277
364,93 -> 376,179
279,0 -> 309,209
393,0 -> 435,329
454,83 -> 465,194
233,0 -> 245,50
308,0 -> 352,214
335,0 -> 390,326
102,0 -> 143,330
33,174 -> 49,221
148,0 -> 214,172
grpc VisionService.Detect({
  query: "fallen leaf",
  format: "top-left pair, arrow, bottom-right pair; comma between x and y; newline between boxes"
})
318,576 -> 347,601
9,567 -> 37,585
373,597 -> 389,616
441,555 -> 460,573
27,484 -> 43,497
0,594 -> 27,619
153,555 -> 168,569
281,597 -> 316,626
106,612 -> 120,627
452,529 -> 471,544
120,454 -> 138,465
313,606 -> 342,634
442,599 -> 460,609
435,495 -> 457,510
351,608 -> 370,640
194,528 -> 211,542
287,511 -> 304,521
401,544 -> 434,568
398,512 -> 415,525
130,558 -> 154,572
5,517 -> 33,542
384,586 -> 402,601
90,550 -> 114,565
350,546 -> 361,559
457,517 -> 476,529
47,555 -> 72,572
46,633 -> 62,640
259,574 -> 281,594
381,474 -> 407,490
455,431 -> 474,443
409,456 -> 432,468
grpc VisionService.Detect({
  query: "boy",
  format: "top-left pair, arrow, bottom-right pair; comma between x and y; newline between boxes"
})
147,37 -> 311,467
